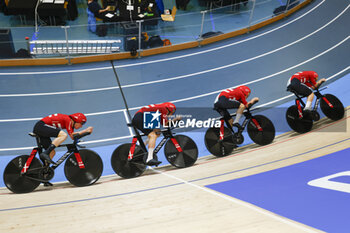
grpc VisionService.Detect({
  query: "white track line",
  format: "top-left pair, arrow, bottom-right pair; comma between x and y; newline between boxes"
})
0,36 -> 348,123
151,167 -> 318,233
1,66 -> 348,152
0,0 -> 326,76
0,37 -> 349,121
0,1 -> 345,98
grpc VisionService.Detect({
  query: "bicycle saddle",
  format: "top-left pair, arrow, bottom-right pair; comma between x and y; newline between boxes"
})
29,132 -> 38,137
29,132 -> 44,148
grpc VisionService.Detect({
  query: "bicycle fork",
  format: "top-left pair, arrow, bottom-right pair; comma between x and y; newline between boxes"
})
295,93 -> 333,119
319,96 -> 333,108
247,118 -> 263,131
60,150 -> 86,169
218,116 -> 262,141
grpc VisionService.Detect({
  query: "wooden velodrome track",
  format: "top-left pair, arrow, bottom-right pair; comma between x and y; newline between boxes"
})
0,109 -> 348,232
0,0 -> 349,232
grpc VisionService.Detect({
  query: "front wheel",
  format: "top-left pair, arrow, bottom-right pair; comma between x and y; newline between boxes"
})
204,127 -> 235,157
3,155 -> 42,193
111,143 -> 147,178
164,135 -> 198,168
64,149 -> 103,187
286,105 -> 313,133
247,115 -> 275,145
320,94 -> 344,121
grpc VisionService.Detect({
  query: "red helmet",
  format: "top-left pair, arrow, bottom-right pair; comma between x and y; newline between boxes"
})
164,102 -> 176,113
69,113 -> 87,125
238,85 -> 251,96
312,71 -> 318,79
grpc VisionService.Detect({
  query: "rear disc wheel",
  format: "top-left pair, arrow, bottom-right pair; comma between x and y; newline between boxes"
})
111,143 -> 147,178
286,105 -> 313,133
3,155 -> 42,193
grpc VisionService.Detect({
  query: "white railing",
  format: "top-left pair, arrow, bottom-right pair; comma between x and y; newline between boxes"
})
29,40 -> 121,55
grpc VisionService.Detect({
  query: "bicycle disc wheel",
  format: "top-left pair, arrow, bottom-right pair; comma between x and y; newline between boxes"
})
111,143 -> 146,178
204,127 -> 235,157
286,105 -> 313,133
247,115 -> 275,145
320,94 -> 344,121
64,149 -> 103,187
164,135 -> 198,168
3,155 -> 42,193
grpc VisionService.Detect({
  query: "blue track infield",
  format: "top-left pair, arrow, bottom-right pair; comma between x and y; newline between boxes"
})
206,147 -> 350,233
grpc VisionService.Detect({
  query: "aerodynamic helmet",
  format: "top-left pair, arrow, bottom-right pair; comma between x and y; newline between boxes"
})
69,113 -> 87,125
238,85 -> 251,96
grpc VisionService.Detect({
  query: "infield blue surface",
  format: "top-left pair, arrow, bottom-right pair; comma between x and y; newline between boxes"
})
206,146 -> 350,233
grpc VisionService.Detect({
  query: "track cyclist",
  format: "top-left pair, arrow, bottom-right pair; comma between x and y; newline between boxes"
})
33,113 -> 93,167
214,85 -> 259,131
287,71 -> 326,117
132,102 -> 180,166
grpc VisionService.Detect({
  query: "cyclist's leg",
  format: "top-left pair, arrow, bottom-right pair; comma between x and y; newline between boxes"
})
299,84 -> 314,110
290,79 -> 313,110
146,129 -> 161,164
39,137 -> 53,165
33,121 -> 60,165
132,113 -> 161,166
305,92 -> 315,110
217,96 -> 242,129
215,96 -> 238,127
51,131 -> 68,150
233,103 -> 245,125
132,112 -> 154,139
43,130 -> 68,159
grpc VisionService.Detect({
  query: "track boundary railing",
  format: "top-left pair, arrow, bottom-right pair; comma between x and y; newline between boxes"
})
0,0 -> 311,67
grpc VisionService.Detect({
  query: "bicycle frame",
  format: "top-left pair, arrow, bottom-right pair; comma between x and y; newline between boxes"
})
218,107 -> 262,141
292,87 -> 333,119
21,141 -> 86,175
127,127 -> 183,161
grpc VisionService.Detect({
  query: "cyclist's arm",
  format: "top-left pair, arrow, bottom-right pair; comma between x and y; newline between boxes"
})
246,97 -> 259,108
238,94 -> 248,108
71,127 -> 93,139
65,120 -> 75,140
314,78 -> 326,89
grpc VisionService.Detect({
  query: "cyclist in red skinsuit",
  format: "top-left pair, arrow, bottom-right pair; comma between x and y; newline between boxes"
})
287,71 -> 326,113
33,113 -> 93,166
214,85 -> 259,130
132,102 -> 180,166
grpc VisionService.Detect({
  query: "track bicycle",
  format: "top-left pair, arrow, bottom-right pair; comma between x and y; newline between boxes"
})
204,101 -> 275,157
286,84 -> 344,133
3,132 -> 103,194
111,124 -> 198,179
